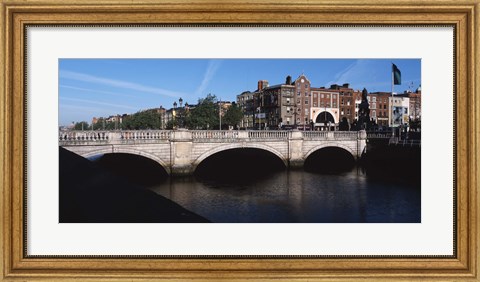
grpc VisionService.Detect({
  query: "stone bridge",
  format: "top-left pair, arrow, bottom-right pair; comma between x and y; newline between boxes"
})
59,130 -> 367,176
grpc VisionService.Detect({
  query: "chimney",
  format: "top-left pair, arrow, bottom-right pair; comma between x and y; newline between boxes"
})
258,80 -> 269,90
286,75 -> 292,85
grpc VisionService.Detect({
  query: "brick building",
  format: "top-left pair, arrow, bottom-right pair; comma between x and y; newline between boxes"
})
369,92 -> 391,127
310,87 -> 340,129
237,91 -> 255,129
293,74 -> 312,128
236,73 -> 420,130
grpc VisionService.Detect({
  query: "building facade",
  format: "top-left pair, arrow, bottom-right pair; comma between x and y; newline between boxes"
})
236,73 -> 420,130
237,91 -> 254,129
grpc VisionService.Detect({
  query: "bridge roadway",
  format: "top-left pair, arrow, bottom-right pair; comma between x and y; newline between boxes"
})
59,129 -> 367,176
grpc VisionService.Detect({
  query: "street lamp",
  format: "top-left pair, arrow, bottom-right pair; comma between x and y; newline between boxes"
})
219,99 -> 222,130
159,105 -> 163,129
173,101 -> 177,129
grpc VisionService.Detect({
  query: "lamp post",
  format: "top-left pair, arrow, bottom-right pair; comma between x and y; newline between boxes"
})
219,98 -> 222,130
173,101 -> 177,129
159,105 -> 162,129
178,98 -> 183,128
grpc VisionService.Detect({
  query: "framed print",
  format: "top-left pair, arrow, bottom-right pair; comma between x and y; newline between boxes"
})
1,0 -> 479,281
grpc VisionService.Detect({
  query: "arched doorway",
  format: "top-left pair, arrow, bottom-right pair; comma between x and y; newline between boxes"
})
315,111 -> 335,131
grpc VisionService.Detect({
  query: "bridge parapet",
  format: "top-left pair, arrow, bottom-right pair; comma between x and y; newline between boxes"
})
191,130 -> 240,141
59,130 -> 367,146
59,131 -> 111,144
302,131 -> 363,140
248,131 -> 290,140
121,130 -> 171,140
59,130 -> 172,145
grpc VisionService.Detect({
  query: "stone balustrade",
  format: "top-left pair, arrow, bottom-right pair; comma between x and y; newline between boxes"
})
59,129 -> 367,145
367,132 -> 393,139
59,131 -> 110,141
191,130 -> 240,140
248,131 -> 290,140
120,130 -> 171,140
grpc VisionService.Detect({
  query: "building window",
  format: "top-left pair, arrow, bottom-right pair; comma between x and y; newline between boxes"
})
305,99 -> 308,104
347,109 -> 350,115
341,99 -> 344,105
286,98 -> 290,104
321,94 -> 324,98
297,91 -> 301,96
327,94 -> 330,98
305,109 -> 309,115
297,98 -> 300,104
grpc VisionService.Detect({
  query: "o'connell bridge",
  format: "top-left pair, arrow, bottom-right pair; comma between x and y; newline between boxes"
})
59,130 -> 367,176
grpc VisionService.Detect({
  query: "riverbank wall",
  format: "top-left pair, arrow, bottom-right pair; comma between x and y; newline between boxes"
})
362,139 -> 421,181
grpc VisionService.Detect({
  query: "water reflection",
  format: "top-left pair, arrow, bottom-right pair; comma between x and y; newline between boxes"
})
148,168 -> 421,223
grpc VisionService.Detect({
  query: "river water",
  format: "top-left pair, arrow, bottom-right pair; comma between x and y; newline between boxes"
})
147,168 -> 421,223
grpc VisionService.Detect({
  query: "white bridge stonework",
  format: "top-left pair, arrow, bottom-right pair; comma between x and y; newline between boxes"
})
59,130 -> 367,176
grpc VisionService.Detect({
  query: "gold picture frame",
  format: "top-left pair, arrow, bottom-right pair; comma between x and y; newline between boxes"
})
1,0 -> 479,281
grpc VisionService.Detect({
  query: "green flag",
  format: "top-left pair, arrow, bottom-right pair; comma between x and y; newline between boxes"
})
392,63 -> 401,85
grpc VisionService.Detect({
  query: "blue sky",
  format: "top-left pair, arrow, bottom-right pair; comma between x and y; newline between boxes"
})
59,59 -> 421,125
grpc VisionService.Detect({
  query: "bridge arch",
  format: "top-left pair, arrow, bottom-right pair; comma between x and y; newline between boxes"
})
79,147 -> 171,174
192,143 -> 288,171
304,142 -> 357,160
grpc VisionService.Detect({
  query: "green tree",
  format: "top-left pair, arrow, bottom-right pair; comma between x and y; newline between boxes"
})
74,121 -> 90,130
223,103 -> 243,129
187,94 -> 219,129
122,110 -> 161,130
92,118 -> 106,130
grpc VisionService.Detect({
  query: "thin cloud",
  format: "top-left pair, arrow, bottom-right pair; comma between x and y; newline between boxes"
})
60,85 -> 137,98
60,104 -> 110,114
195,60 -> 222,96
60,97 -> 138,110
60,70 -> 184,98
325,60 -> 362,87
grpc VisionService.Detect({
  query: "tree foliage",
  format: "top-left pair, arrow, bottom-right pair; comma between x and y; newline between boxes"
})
122,110 -> 161,130
74,121 -> 90,130
223,103 -> 243,128
91,118 -> 118,130
186,94 -> 219,129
